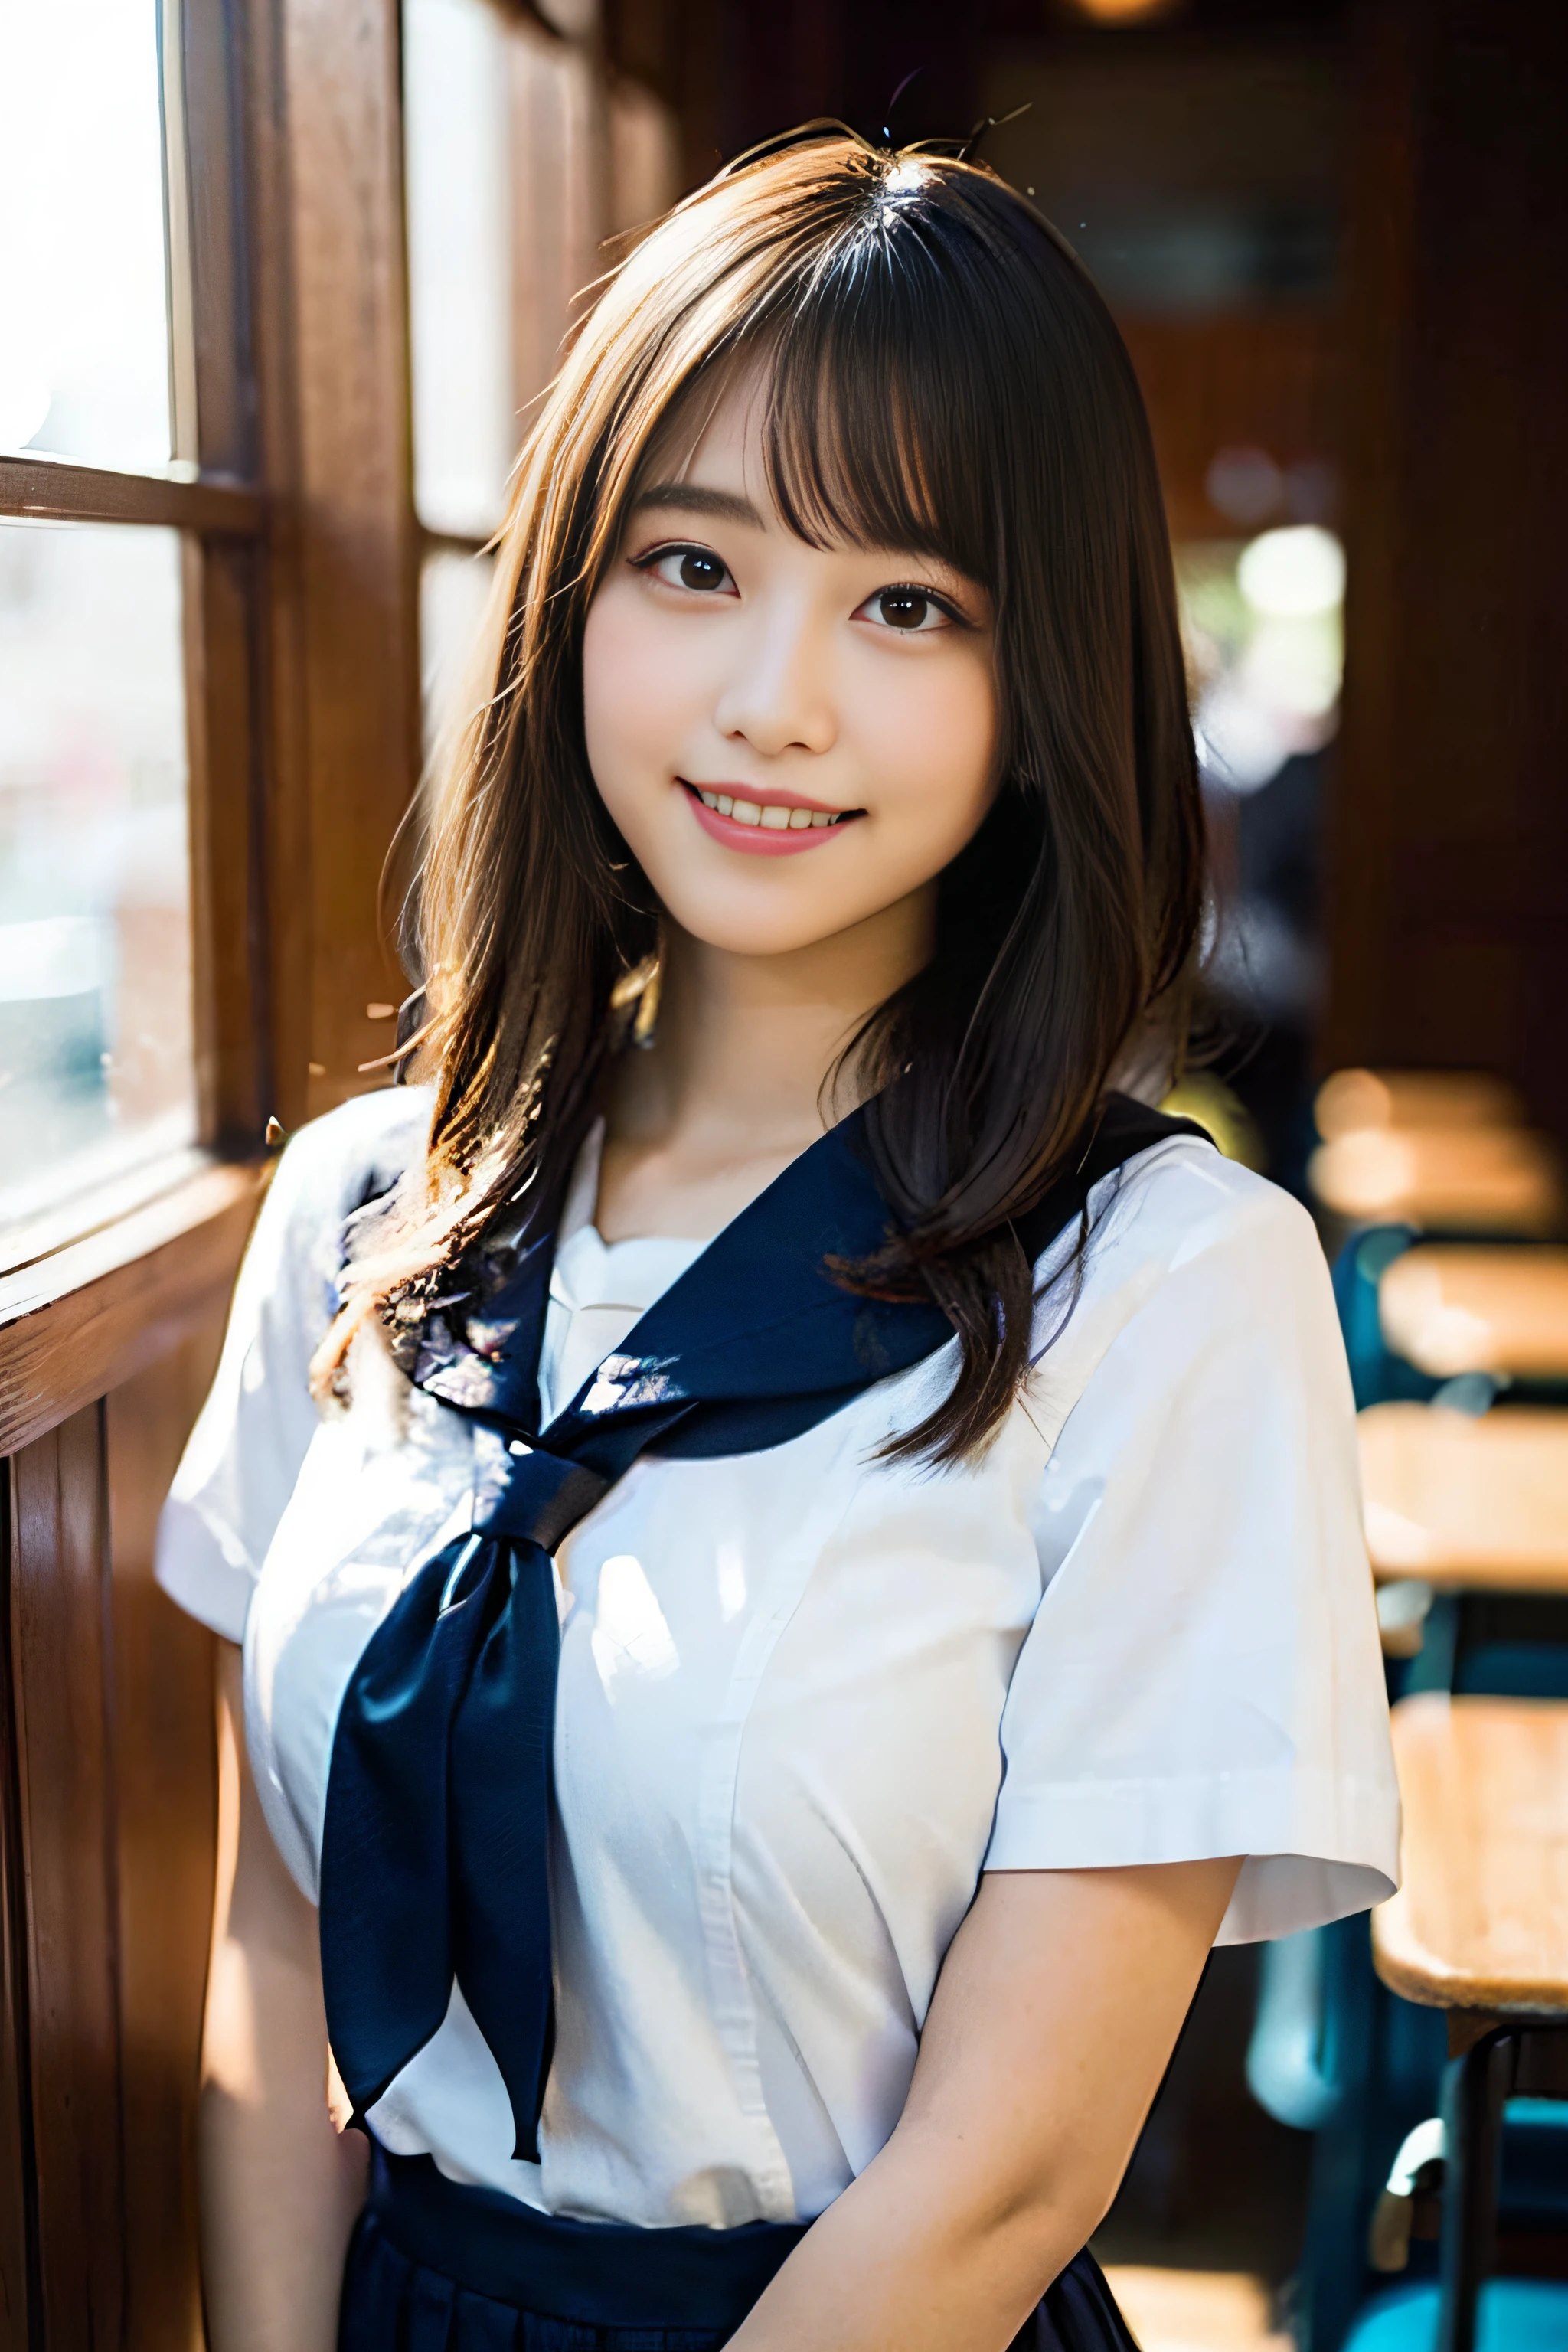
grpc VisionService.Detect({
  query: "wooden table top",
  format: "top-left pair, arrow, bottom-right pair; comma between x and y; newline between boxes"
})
1315,1069 -> 1524,1142
1360,1403 -> 1568,1591
1379,1244 -> 1568,1380
1374,1693 -> 1568,2014
1308,1125 -> 1562,1233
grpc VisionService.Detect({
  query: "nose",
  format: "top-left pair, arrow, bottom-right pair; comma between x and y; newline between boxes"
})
710,594 -> 838,760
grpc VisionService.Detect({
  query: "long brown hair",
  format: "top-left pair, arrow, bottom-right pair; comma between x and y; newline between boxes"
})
334,127 -> 1204,1464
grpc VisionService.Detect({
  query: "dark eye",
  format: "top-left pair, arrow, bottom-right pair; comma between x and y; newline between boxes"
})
876,587 -> 932,629
639,542 -> 738,598
677,548 -> 727,592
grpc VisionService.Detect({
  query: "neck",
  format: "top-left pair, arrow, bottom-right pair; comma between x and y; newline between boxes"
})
653,892 -> 935,1137
594,886 -> 934,1240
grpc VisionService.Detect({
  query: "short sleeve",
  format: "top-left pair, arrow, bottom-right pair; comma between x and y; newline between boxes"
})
984,1164 -> 1400,1942
154,1087 -> 431,1643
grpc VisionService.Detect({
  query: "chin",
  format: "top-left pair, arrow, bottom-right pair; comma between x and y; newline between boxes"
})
660,898 -> 856,959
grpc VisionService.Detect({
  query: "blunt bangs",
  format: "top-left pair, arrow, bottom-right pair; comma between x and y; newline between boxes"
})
759,207 -> 1001,589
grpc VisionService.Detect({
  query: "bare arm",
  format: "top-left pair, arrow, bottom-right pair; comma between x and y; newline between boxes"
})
199,1641 -> 368,2352
729,1855 -> 1242,2352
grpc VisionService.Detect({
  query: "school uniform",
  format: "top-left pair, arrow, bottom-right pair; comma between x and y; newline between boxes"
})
157,1085 -> 1399,2348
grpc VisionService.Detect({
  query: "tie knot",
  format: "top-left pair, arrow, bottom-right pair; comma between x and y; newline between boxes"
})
474,1441 -> 610,1553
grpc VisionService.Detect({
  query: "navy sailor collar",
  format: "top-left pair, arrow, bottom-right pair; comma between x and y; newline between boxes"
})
403,1092 -> 1207,1465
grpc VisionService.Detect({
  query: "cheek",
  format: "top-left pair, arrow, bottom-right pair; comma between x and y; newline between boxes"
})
868,649 -> 999,841
581,590 -> 697,786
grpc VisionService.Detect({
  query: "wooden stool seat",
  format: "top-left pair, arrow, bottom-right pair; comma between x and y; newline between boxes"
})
1373,1694 -> 1568,2015
1378,1246 -> 1568,1381
1359,1404 -> 1568,1591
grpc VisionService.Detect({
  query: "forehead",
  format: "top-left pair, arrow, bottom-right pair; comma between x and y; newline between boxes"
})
636,353 -> 774,497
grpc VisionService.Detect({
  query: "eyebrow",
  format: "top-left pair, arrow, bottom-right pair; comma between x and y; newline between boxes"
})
629,482 -> 766,528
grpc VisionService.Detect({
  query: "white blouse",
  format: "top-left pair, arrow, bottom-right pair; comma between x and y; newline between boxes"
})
156,1085 -> 1399,2230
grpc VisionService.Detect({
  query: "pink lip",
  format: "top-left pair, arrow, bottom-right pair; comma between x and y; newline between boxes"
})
681,782 -> 862,858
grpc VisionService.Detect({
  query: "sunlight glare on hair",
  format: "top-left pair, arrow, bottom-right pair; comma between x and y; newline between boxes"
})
881,157 -> 929,201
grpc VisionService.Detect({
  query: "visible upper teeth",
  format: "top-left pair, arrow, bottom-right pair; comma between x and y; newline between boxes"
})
697,788 -> 838,828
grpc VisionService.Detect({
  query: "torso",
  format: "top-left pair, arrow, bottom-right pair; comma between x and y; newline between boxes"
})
162,1086 -> 1399,2228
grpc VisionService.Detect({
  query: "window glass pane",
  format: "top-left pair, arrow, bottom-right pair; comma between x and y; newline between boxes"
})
403,0 -> 618,541
0,1 -> 172,472
0,523 -> 194,1246
1180,524 -> 1344,1031
404,0 -> 516,537
1181,524 -> 1345,792
420,547 -> 497,763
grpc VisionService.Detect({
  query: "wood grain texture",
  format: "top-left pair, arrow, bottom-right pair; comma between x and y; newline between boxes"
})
184,533 -> 273,1155
278,0 -> 421,1123
0,1164 -> 259,1456
107,1332 -> 226,2352
0,1478 -> 36,2346
1360,1403 -> 1568,1592
9,1409 -> 126,2352
178,0 -> 259,483
0,452 -> 263,535
232,0 -> 315,1145
1378,1246 -> 1568,1381
177,0 -> 286,1156
1374,1693 -> 1568,2014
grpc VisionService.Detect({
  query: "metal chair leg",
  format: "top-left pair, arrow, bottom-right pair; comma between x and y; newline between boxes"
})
1437,2028 -> 1515,2352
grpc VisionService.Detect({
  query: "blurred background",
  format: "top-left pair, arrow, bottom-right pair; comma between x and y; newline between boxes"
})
6,0 -> 1563,1239
3,0 -> 1563,1239
2,3 -> 1565,2348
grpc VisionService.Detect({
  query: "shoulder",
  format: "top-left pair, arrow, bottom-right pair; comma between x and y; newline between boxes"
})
269,1084 -> 433,1226
155,1089 -> 439,1640
250,1086 -> 435,1305
1027,1133 -> 1339,1416
1089,1132 -> 1321,1280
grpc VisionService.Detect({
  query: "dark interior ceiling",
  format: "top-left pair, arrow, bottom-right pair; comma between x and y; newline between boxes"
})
607,0 -> 1352,187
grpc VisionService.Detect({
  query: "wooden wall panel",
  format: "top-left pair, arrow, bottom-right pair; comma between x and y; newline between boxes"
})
107,1324 -> 227,2352
0,1321 -> 236,2352
9,1408 -> 126,2352
1326,0 -> 1568,1136
1118,311 -> 1343,543
0,1479 -> 36,2346
0,1165 -> 258,1459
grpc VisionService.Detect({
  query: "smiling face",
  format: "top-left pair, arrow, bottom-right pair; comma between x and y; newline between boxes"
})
581,365 -> 1001,961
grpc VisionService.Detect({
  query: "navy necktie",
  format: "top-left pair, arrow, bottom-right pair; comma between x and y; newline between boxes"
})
318,1096 -> 1207,2158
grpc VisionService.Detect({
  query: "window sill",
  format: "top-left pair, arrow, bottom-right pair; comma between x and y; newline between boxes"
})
0,1155 -> 262,1453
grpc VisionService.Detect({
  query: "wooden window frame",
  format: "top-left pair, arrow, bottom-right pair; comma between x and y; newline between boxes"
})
1,0 -> 422,1435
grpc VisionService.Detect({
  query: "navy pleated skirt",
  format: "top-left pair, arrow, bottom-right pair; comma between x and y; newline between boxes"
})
339,2144 -> 1139,2352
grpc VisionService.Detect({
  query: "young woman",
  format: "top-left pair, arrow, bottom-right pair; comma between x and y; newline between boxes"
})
158,130 -> 1398,2352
